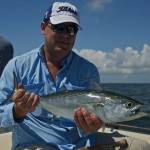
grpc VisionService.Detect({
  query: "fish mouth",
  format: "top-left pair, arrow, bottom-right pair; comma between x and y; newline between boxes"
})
130,105 -> 147,117
130,107 -> 139,116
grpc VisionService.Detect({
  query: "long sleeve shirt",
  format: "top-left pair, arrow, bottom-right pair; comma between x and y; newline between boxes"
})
0,45 -> 100,150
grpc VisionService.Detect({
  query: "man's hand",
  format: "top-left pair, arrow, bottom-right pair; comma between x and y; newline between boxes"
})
13,83 -> 39,120
74,107 -> 103,132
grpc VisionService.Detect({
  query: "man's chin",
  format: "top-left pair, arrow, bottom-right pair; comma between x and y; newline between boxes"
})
56,47 -> 69,52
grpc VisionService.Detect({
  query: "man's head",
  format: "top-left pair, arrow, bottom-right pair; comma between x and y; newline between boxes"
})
43,2 -> 81,29
41,2 -> 81,60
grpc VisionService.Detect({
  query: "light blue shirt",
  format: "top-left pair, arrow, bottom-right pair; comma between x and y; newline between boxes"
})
0,45 -> 100,150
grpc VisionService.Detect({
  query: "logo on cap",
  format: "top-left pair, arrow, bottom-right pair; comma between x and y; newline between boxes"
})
57,6 -> 77,16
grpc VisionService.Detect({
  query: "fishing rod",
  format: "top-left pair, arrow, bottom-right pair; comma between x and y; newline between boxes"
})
105,122 -> 150,134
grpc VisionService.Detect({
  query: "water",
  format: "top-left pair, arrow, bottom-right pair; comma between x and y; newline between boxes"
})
101,83 -> 150,129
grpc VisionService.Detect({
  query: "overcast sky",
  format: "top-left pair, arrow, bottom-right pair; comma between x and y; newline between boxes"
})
1,0 -> 150,83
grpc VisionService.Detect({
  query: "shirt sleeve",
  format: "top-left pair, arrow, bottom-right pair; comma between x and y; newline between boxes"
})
77,127 -> 96,138
0,59 -> 16,127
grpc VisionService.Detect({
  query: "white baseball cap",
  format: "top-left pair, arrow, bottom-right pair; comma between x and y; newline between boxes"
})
43,2 -> 81,29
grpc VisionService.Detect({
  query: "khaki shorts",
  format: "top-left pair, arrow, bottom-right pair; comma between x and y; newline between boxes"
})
96,132 -> 150,150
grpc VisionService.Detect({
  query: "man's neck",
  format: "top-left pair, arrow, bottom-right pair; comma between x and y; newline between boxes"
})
42,47 -> 62,84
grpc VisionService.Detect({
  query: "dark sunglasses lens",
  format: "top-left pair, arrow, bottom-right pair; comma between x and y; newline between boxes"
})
52,24 -> 78,35
73,26 -> 79,34
52,24 -> 64,32
67,26 -> 78,35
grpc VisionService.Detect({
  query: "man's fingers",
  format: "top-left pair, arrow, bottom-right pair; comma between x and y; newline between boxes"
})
32,95 -> 39,107
26,93 -> 38,109
90,114 -> 103,129
18,83 -> 24,89
74,108 -> 94,131
13,89 -> 26,101
74,108 -> 83,130
74,107 -> 103,132
13,83 -> 25,101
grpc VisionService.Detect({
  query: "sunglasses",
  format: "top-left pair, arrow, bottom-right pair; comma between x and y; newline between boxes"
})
46,23 -> 79,36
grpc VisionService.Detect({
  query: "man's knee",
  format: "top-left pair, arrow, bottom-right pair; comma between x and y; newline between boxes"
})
96,132 -> 150,150
128,138 -> 150,150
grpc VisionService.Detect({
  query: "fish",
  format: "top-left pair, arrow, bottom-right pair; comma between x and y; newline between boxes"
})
39,89 -> 147,123
1,73 -> 148,123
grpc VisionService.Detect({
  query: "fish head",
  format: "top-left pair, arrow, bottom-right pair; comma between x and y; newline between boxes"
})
104,99 -> 147,122
94,92 -> 147,123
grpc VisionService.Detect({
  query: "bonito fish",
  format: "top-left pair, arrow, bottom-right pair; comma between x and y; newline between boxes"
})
1,74 -> 148,123
39,89 -> 147,123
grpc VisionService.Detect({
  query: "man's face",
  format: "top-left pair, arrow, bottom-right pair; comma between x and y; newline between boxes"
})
41,21 -> 77,59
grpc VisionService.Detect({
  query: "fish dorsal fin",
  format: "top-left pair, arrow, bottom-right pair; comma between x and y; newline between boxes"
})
62,84 -> 68,91
81,77 -> 103,91
90,80 -> 103,91
61,83 -> 68,91
59,77 -> 68,92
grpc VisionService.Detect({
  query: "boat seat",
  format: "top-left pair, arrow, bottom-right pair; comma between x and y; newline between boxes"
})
0,132 -> 12,150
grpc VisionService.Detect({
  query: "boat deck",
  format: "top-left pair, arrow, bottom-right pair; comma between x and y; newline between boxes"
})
0,127 -> 150,150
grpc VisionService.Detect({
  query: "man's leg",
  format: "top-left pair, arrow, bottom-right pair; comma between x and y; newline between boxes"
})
96,132 -> 150,150
15,144 -> 58,150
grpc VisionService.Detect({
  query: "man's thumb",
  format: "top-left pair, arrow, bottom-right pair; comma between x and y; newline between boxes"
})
17,83 -> 24,89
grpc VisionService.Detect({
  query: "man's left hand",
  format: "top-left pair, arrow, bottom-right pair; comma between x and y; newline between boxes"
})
74,107 -> 103,132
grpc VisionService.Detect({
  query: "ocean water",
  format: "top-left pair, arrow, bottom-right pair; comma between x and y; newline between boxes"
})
101,83 -> 150,129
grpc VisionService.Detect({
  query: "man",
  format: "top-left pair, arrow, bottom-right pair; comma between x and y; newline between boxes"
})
0,36 -> 14,76
0,2 -> 149,150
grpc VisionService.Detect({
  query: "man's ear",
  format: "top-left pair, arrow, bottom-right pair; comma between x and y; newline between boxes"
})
41,22 -> 46,35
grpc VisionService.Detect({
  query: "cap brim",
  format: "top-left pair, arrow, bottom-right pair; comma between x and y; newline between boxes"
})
50,15 -> 82,30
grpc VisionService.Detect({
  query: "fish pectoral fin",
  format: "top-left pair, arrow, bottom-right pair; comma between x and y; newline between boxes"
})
101,123 -> 105,132
61,83 -> 68,92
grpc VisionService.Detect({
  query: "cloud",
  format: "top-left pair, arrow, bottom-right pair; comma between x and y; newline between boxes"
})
86,0 -> 112,11
73,44 -> 150,74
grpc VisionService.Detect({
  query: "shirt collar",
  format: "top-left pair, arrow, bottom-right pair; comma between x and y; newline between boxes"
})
38,44 -> 45,59
60,51 -> 74,67
38,44 -> 74,67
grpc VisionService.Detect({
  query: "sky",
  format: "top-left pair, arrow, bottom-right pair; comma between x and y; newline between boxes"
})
0,0 -> 150,83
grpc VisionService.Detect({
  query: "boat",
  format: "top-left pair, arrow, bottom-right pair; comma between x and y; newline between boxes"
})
0,123 -> 150,150
104,123 -> 150,144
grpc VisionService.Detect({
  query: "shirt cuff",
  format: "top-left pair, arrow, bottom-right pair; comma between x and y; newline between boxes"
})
1,103 -> 15,127
77,127 -> 96,137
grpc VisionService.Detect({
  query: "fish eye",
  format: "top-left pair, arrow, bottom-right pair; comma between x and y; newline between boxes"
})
126,101 -> 133,108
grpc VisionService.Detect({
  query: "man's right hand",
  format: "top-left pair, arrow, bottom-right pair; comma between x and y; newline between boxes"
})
13,83 -> 39,120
